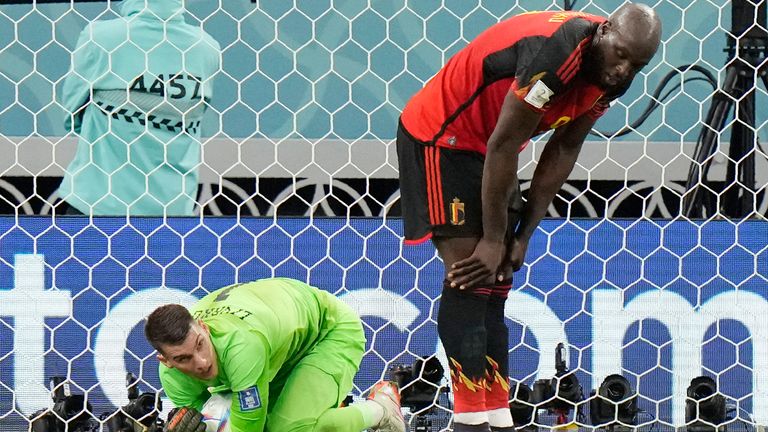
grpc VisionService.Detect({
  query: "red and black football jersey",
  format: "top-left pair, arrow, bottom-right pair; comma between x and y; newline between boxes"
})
400,11 -> 615,154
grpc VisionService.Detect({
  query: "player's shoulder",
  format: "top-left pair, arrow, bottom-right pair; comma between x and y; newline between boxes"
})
486,10 -> 603,45
236,277 -> 315,293
159,363 -> 209,408
558,13 -> 605,36
512,10 -> 604,35
506,10 -> 603,22
534,12 -> 604,61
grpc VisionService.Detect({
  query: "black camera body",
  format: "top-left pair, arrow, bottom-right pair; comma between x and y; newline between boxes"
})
103,373 -> 164,432
685,376 -> 726,432
29,377 -> 97,432
391,356 -> 445,411
589,374 -> 638,427
531,343 -> 583,414
509,381 -> 535,427
532,373 -> 582,412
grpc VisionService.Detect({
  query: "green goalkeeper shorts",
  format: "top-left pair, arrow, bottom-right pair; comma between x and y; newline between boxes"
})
265,294 -> 366,430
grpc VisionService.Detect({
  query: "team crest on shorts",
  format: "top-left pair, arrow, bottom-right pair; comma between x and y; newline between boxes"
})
238,386 -> 262,411
450,198 -> 465,226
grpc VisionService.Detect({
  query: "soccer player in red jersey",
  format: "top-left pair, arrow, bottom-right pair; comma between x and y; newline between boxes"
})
396,4 -> 661,431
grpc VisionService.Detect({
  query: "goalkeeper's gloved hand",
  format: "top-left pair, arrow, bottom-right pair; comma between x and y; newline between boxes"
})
164,407 -> 207,432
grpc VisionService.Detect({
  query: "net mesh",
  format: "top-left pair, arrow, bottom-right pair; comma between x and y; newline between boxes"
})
0,0 -> 766,431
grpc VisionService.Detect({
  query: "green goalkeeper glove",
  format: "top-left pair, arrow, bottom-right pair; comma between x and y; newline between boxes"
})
164,407 -> 206,432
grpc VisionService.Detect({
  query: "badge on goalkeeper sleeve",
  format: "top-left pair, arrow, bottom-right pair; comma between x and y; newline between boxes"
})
165,406 -> 206,432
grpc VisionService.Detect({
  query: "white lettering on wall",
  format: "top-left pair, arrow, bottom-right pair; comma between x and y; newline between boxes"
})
701,291 -> 768,425
506,291 -> 569,379
94,287 -> 198,408
2,253 -> 766,427
0,254 -> 71,415
593,289 -> 768,425
338,288 -> 420,331
338,288 -> 448,381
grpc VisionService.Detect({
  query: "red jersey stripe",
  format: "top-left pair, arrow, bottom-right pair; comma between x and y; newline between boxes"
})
433,147 -> 445,225
425,146 -> 445,226
561,56 -> 582,85
556,37 -> 591,80
424,146 -> 437,225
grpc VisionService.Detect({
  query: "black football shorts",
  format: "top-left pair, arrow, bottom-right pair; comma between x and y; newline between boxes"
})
396,121 -> 522,245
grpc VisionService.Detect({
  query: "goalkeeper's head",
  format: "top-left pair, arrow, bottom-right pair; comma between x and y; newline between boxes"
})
145,304 -> 219,381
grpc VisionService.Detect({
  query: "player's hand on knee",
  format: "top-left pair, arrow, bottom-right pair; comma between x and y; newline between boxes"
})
164,406 -> 206,432
449,238 -> 505,289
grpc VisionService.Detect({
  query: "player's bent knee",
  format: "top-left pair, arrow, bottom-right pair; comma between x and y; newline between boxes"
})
274,421 -> 336,432
310,409 -> 350,432
312,422 -> 338,432
266,416 -> 315,432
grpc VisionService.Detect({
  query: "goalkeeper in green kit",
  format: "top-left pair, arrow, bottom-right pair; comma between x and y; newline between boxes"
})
144,278 -> 406,432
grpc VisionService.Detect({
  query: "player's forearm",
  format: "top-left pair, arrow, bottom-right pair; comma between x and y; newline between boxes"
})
481,145 -> 521,243
482,93 -> 541,242
516,138 -> 582,241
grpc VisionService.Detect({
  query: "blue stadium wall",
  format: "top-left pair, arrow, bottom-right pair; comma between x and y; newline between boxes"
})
0,217 -> 766,427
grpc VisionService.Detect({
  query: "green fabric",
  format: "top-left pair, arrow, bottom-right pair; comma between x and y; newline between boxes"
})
159,278 -> 367,432
268,362 -> 367,432
315,405 -> 368,431
350,400 -> 384,428
59,0 -> 220,215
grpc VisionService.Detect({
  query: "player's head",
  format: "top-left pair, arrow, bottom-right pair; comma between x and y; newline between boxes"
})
145,304 -> 219,381
585,2 -> 662,92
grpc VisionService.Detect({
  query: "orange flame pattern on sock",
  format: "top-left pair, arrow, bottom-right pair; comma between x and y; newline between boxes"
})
485,355 -> 511,410
449,357 -> 487,413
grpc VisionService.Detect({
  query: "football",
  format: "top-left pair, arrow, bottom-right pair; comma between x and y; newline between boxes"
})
200,392 -> 232,432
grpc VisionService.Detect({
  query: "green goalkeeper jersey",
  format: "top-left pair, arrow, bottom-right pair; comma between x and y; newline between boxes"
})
159,278 -> 351,431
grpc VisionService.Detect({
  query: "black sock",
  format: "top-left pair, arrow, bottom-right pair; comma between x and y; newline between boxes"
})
486,281 -> 511,375
486,295 -> 509,374
438,280 -> 490,413
485,279 -> 512,411
438,280 -> 490,380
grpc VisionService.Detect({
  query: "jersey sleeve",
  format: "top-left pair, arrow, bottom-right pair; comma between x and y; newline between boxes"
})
220,329 -> 270,432
512,17 -> 599,112
159,365 -> 210,411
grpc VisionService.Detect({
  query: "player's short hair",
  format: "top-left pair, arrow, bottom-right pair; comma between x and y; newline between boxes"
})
144,304 -> 194,354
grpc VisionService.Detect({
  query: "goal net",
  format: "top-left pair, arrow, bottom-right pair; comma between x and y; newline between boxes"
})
0,0 -> 766,430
